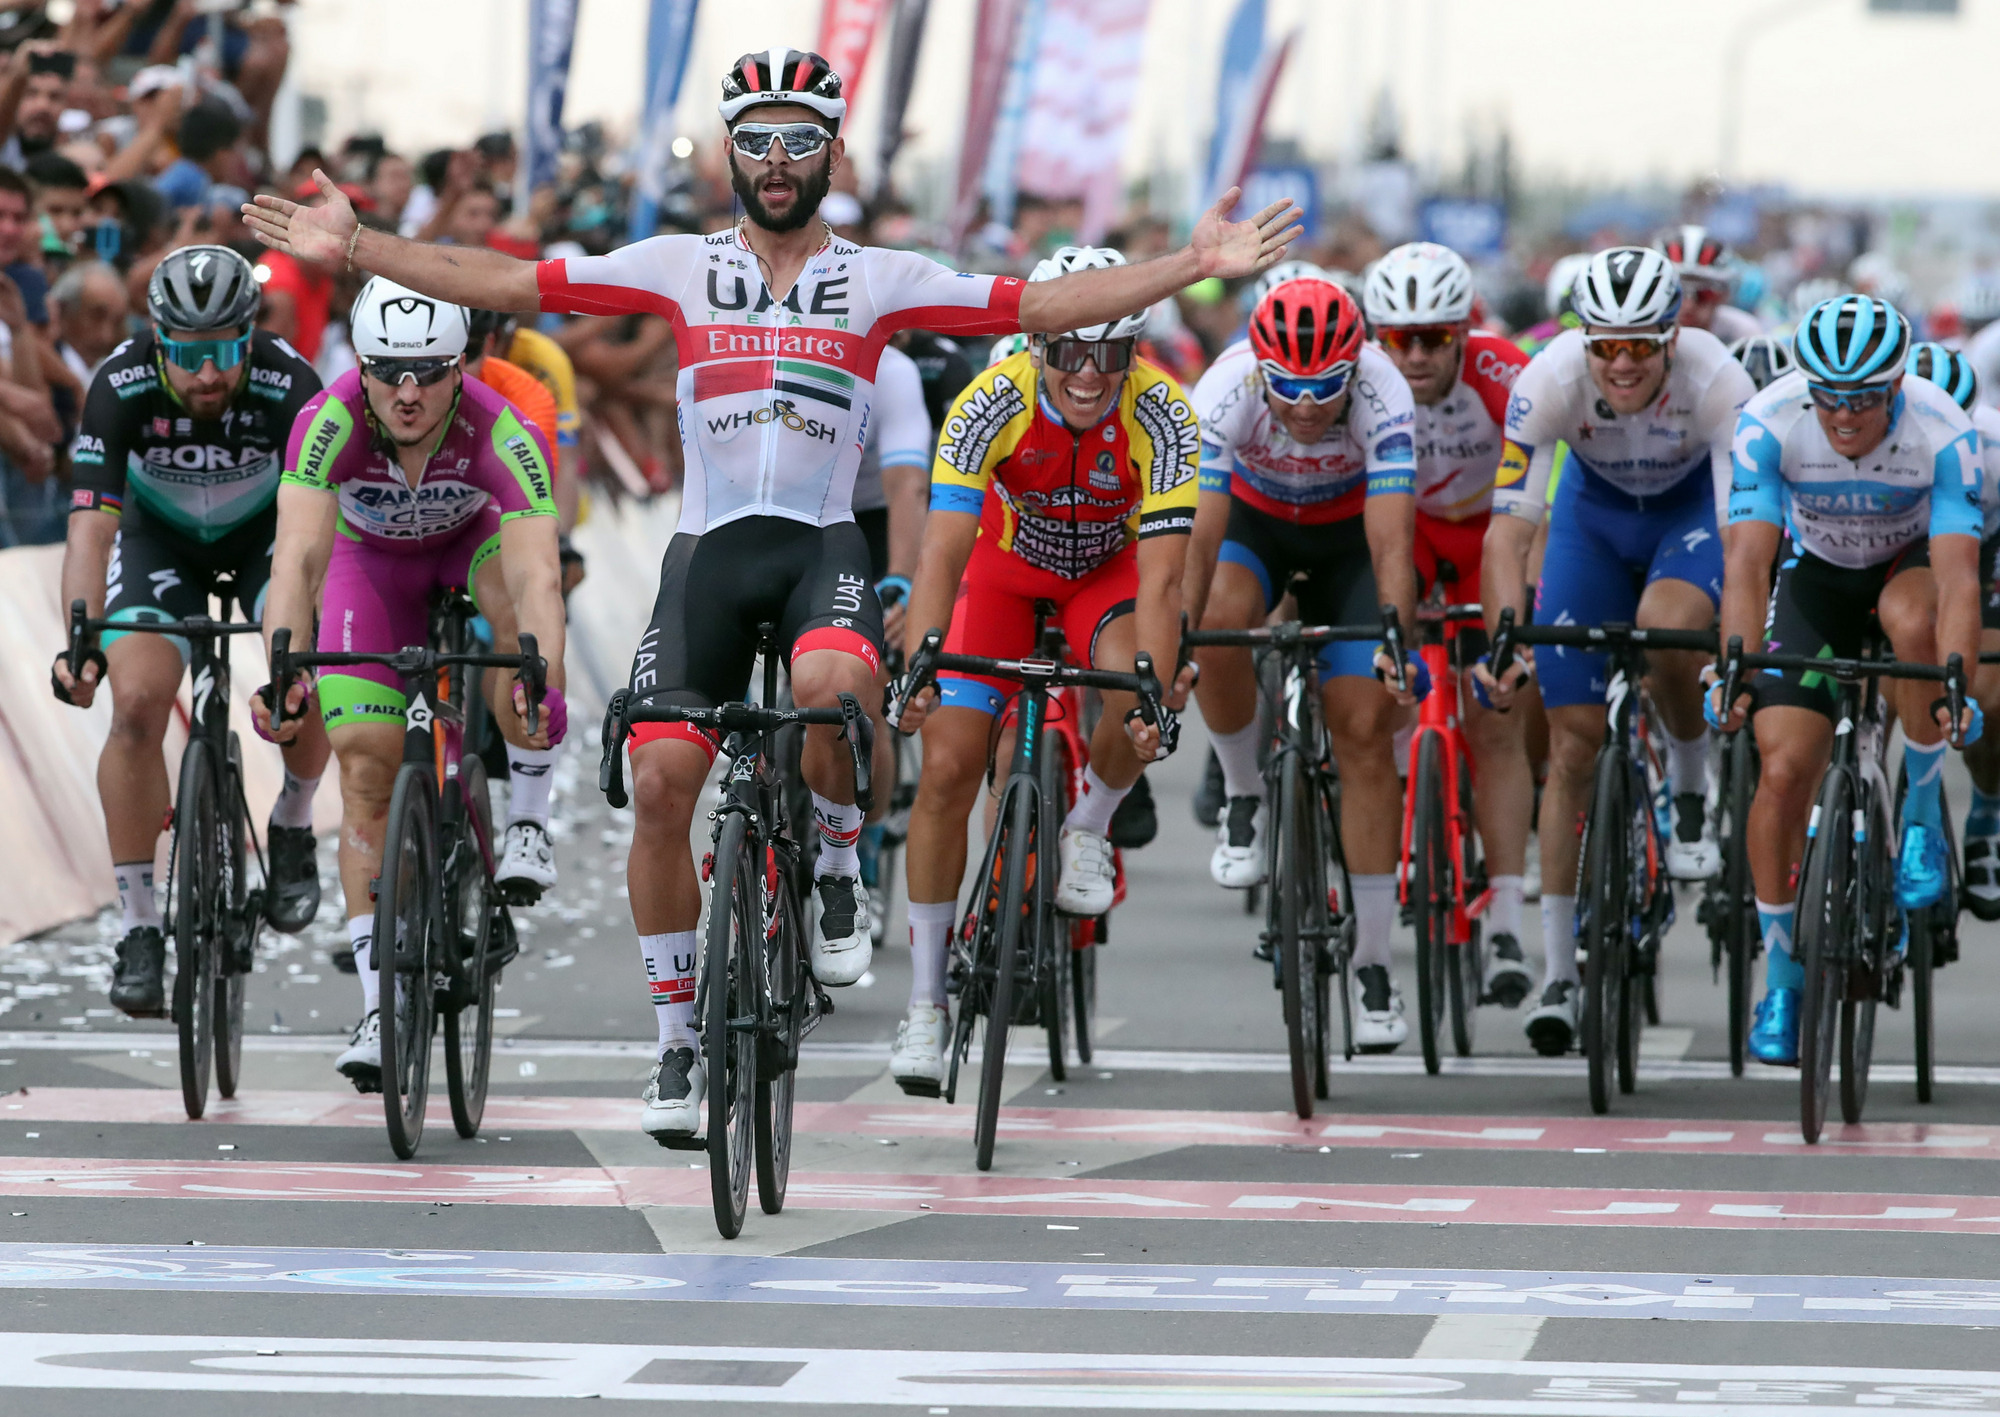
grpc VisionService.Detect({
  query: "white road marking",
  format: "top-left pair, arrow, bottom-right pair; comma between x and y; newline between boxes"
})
1413,1315 -> 1545,1361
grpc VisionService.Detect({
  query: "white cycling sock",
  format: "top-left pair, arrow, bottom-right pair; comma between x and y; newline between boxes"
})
351,915 -> 379,1016
1064,765 -> 1129,838
1541,895 -> 1578,985
907,900 -> 955,1010
1208,719 -> 1262,800
114,860 -> 159,931
1351,873 -> 1397,971
270,768 -> 321,830
1667,729 -> 1709,799
641,929 -> 699,1053
1488,875 -> 1524,940
507,745 -> 558,827
812,794 -> 864,877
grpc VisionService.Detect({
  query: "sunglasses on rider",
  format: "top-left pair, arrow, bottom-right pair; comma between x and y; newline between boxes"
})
729,122 -> 831,162
1260,360 -> 1353,405
359,354 -> 460,388
1582,332 -> 1673,362
1041,337 -> 1134,374
1807,382 -> 1895,414
1378,326 -> 1459,354
159,332 -> 250,372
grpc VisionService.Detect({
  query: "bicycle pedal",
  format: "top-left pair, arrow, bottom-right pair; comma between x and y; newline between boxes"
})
651,1131 -> 707,1152
496,880 -> 544,908
894,1077 -> 942,1099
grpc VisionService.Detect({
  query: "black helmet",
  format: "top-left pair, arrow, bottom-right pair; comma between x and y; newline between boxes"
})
465,308 -> 514,354
719,48 -> 846,133
147,244 -> 260,333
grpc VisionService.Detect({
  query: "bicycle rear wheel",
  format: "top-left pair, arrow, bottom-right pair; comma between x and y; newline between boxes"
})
1578,751 -> 1630,1115
173,740 -> 218,1120
1449,741 -> 1484,1059
706,813 -> 758,1238
1274,752 -> 1322,1118
975,781 -> 1036,1171
1410,732 -> 1451,1076
213,737 -> 252,1100
1041,731 -> 1073,1081
1071,917 -> 1098,1063
1719,731 -> 1757,1077
1797,769 -> 1854,1144
1617,763 -> 1655,1098
756,845 -> 804,1215
443,757 -> 497,1139
376,765 -> 439,1160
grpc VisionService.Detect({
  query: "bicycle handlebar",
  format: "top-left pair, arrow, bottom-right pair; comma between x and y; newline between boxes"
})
891,628 -> 1164,738
55,596 -> 266,704
1719,638 -> 1968,745
596,688 -> 873,814
268,627 -> 548,734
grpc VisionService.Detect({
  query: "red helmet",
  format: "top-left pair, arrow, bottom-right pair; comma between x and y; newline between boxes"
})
1249,277 -> 1365,378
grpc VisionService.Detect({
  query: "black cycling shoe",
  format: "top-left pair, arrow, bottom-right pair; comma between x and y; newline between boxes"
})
109,925 -> 167,1018
264,823 -> 322,933
1193,748 -> 1225,829
331,944 -> 358,974
1109,773 -> 1158,849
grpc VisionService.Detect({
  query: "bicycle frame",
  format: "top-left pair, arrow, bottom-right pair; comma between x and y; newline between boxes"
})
1397,602 -> 1490,948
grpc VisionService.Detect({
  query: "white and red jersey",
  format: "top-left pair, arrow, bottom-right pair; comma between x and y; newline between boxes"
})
538,229 -> 1023,535
1408,332 -> 1528,521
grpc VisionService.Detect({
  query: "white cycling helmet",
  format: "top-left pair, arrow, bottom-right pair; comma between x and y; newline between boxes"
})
718,48 -> 846,132
1543,253 -> 1591,321
986,331 -> 1031,367
350,277 -> 469,359
1363,242 -> 1475,326
1244,259 -> 1327,310
1572,246 -> 1682,329
1029,245 -> 1146,341
1788,276 -> 1847,323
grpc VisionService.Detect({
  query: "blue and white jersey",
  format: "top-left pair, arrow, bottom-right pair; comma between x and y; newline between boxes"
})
1974,402 -> 2000,540
1493,325 -> 1755,524
1729,369 -> 1982,569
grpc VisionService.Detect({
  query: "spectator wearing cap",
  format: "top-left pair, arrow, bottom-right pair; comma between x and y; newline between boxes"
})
0,42 -> 76,170
50,258 -> 126,387
153,97 -> 242,210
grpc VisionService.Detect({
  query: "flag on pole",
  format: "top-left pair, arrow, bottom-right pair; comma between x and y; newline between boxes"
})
1203,0 -> 1265,204
1205,25 -> 1297,215
870,0 -> 930,198
1010,0 -> 1151,244
523,0 -> 580,214
978,0 -> 1048,234
949,0 -> 1028,247
816,0 -> 893,102
629,0 -> 702,244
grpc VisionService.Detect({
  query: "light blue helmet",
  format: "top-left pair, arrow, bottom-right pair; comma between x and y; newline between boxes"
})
1907,341 -> 1978,412
1794,294 -> 1910,387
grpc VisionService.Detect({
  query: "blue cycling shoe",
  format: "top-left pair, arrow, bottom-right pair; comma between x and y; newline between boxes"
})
1895,821 -> 1949,911
1748,987 -> 1801,1067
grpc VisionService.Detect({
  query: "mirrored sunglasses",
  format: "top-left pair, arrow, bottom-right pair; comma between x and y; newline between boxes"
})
159,332 -> 250,372
1260,360 -> 1352,405
1807,382 -> 1894,414
359,355 -> 459,388
730,123 -> 831,161
1378,326 -> 1459,354
1042,337 -> 1134,374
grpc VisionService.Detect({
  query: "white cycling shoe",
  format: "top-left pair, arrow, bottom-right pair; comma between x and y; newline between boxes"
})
1210,796 -> 1267,889
336,1010 -> 381,1093
1666,793 -> 1721,881
810,873 -> 873,986
496,821 -> 558,895
1525,979 -> 1581,1056
890,1003 -> 949,1097
1055,827 -> 1116,916
641,1046 -> 705,1137
1352,964 -> 1408,1053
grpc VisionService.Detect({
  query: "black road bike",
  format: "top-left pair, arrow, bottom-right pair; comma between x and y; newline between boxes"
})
1699,723 -> 1760,1077
1717,635 -> 1966,1142
599,627 -> 867,1238
896,606 -> 1163,1171
1492,613 -> 1715,1114
60,593 -> 269,1120
271,594 -> 534,1158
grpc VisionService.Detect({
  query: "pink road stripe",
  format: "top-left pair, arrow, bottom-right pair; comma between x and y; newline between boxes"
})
5,1089 -> 1997,1159
1,1157 -> 1998,1232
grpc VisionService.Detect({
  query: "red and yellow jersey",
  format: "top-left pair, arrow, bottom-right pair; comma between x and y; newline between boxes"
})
930,350 -> 1199,581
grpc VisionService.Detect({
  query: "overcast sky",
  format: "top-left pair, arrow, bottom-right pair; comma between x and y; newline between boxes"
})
288,0 -> 2000,198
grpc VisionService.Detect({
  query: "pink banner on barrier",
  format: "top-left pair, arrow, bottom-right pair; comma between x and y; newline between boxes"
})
1011,0 -> 1152,242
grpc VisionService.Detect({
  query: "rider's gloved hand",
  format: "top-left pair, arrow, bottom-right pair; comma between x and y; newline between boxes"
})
1124,703 -> 1180,760
522,683 -> 568,746
1937,695 -> 1986,748
1373,645 -> 1431,703
874,574 -> 911,609
1701,667 -> 1730,731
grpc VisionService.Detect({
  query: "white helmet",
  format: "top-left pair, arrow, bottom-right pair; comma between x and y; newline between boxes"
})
1363,242 -> 1474,326
350,277 -> 469,359
1572,247 -> 1682,329
1848,251 -> 1911,311
1029,245 -> 1146,341
1543,253 -> 1591,320
986,331 -> 1031,367
1245,259 -> 1327,310
1788,276 -> 1847,324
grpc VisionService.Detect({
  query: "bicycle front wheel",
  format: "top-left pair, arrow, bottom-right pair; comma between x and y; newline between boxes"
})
173,739 -> 219,1120
1797,769 -> 1854,1144
975,781 -> 1036,1172
1273,752 -> 1323,1118
376,765 -> 440,1160
1839,780 -> 1894,1125
1410,732 -> 1451,1076
756,846 -> 805,1216
1041,730 -> 1073,1081
443,756 -> 497,1139
1449,737 -> 1484,1059
705,812 -> 757,1238
1578,751 -> 1630,1115
1911,906 -> 1935,1103
1071,917 -> 1098,1064
213,736 -> 252,1100
1720,731 -> 1757,1078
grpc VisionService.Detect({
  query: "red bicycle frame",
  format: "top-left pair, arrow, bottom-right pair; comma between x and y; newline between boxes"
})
1397,601 -> 1492,939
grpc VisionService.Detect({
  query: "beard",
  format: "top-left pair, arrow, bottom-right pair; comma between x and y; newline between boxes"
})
729,151 -> 833,234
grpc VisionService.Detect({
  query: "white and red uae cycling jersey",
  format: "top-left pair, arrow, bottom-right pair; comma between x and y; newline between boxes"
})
538,228 -> 1023,535
1409,331 -> 1528,521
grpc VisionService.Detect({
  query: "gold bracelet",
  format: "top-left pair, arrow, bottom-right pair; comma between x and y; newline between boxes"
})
343,224 -> 362,274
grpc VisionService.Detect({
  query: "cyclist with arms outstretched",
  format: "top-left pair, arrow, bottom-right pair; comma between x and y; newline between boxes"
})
243,47 -> 1298,1136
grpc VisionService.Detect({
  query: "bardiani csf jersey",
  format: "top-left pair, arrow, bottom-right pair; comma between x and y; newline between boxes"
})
537,230 -> 1024,536
929,349 -> 1199,581
282,369 -> 556,553
1410,331 -> 1528,521
1492,325 -> 1754,525
1193,340 -> 1416,525
69,330 -> 322,542
1730,368 -> 1981,570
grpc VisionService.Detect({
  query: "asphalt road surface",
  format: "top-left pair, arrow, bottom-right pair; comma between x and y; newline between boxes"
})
6,729 -> 2000,1415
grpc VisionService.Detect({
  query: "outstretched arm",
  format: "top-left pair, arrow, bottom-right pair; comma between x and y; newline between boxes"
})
243,170 -> 540,313
1016,189 -> 1300,336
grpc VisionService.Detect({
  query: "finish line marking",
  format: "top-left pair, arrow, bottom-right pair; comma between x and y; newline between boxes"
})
4,1245 -> 1998,1326
6,1159 -> 2000,1233
5,1089 -> 1995,1159
5,1333 -> 2000,1409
